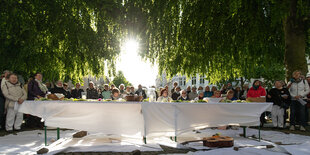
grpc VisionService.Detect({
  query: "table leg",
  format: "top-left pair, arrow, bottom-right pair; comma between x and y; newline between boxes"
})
243,126 -> 246,138
258,125 -> 261,142
57,127 -> 60,140
44,126 -> 47,146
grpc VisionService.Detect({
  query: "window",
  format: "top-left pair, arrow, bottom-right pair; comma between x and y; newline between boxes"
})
183,77 -> 186,86
200,76 -> 205,84
179,78 -> 183,86
192,77 -> 196,85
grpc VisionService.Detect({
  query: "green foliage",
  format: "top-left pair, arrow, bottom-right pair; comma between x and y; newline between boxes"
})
124,0 -> 309,83
112,71 -> 132,88
0,0 -> 124,82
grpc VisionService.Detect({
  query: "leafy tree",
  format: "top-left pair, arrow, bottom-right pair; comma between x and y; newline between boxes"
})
124,0 -> 310,82
112,71 -> 132,88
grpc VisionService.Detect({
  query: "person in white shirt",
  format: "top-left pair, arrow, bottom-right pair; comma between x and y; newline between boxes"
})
287,70 -> 310,131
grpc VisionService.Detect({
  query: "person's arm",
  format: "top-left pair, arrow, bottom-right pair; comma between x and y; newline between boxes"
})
2,82 -> 18,102
301,80 -> 310,97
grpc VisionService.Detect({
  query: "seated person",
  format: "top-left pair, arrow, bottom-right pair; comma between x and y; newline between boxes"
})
225,90 -> 237,101
211,90 -> 222,98
204,86 -> 213,97
50,80 -> 69,98
135,84 -> 147,99
86,81 -> 99,99
101,84 -> 111,99
111,88 -> 120,100
171,86 -> 181,100
177,90 -> 189,101
63,83 -> 71,98
71,83 -> 84,99
247,80 -> 266,98
188,86 -> 198,100
195,91 -> 205,100
130,86 -> 135,95
157,89 -> 172,102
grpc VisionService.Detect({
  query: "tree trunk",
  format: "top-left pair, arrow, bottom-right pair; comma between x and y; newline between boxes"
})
284,0 -> 307,81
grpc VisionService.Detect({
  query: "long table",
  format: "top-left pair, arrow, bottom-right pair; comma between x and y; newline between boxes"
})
19,101 -> 272,144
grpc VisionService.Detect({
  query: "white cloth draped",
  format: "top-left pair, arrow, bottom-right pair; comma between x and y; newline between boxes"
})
19,101 -> 272,137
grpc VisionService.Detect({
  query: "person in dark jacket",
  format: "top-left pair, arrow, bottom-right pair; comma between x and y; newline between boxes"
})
86,81 -> 99,99
177,90 -> 189,101
135,84 -> 147,99
27,73 -> 47,100
0,71 -> 10,129
50,81 -> 70,98
171,86 -> 181,100
63,83 -> 71,98
71,83 -> 84,99
267,80 -> 291,129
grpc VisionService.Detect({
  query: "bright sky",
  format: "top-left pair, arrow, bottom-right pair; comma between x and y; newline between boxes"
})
116,39 -> 158,87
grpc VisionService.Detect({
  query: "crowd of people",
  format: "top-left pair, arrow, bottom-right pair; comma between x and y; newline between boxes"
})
0,70 -> 309,132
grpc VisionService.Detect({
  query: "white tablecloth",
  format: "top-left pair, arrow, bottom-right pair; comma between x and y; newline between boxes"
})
19,101 -> 272,137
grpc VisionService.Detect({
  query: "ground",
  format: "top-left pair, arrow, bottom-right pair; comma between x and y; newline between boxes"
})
0,123 -> 310,155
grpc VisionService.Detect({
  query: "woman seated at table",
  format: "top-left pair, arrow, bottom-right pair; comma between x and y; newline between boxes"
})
225,90 -> 237,101
177,90 -> 189,101
211,90 -> 221,98
157,88 -> 172,102
111,88 -> 120,100
247,80 -> 266,98
194,91 -> 205,100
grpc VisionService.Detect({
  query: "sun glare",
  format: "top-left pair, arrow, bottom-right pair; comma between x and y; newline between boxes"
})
116,39 -> 158,87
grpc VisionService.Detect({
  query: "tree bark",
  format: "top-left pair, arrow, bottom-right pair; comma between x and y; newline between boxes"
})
284,0 -> 307,81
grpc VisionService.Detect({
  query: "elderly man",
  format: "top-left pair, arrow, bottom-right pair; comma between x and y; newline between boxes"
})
135,84 -> 147,99
188,86 -> 198,100
71,83 -> 84,99
87,81 -> 99,99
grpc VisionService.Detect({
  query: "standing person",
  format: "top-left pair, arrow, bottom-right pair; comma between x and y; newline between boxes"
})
157,89 -> 172,102
287,70 -> 309,131
2,73 -> 27,132
188,86 -> 198,100
240,84 -> 249,100
186,86 -> 191,94
204,86 -> 213,97
101,84 -> 111,99
87,81 -> 99,99
71,83 -> 84,99
177,90 -> 189,101
234,87 -> 242,100
171,86 -> 181,100
135,84 -> 147,99
267,80 -> 291,129
171,82 -> 178,94
0,70 -> 11,89
0,71 -> 11,130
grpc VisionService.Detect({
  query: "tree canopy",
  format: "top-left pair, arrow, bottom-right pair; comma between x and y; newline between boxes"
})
1,0 -> 309,84
112,71 -> 132,88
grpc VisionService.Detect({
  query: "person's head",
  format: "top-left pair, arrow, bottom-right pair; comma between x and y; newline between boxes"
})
89,81 -> 94,89
306,75 -> 310,83
175,86 -> 181,92
126,86 -> 130,92
252,80 -> 261,89
8,73 -> 18,84
110,84 -> 115,89
198,86 -> 203,91
173,82 -> 178,87
292,70 -> 302,80
181,90 -> 187,97
226,90 -> 234,100
198,91 -> 204,98
104,84 -> 109,90
213,90 -> 221,98
235,86 -> 241,91
63,83 -> 68,90
227,83 -> 232,88
45,82 -> 51,88
112,88 -> 120,98
192,86 -> 197,92
211,86 -> 217,92
119,84 -> 125,90
160,88 -> 168,97
274,80 -> 283,89
165,85 -> 169,90
186,86 -> 191,91
243,84 -> 249,90
138,84 -> 142,90
56,80 -> 63,87
34,72 -> 43,81
3,70 -> 11,79
205,86 -> 210,91
130,86 -> 135,92
75,83 -> 81,89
